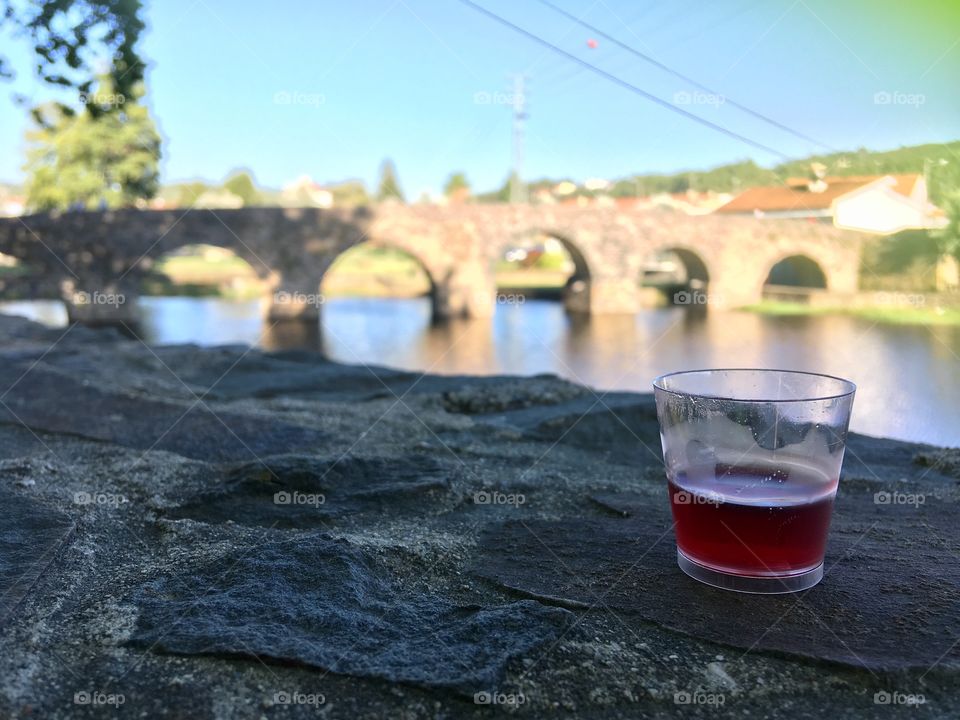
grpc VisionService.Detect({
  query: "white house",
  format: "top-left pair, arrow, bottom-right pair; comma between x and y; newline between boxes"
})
715,174 -> 946,234
833,175 -> 945,234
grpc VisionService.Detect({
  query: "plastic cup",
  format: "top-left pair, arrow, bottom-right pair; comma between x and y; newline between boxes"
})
652,369 -> 856,594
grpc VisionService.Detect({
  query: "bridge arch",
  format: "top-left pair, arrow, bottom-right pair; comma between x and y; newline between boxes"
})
764,253 -> 828,289
494,228 -> 593,314
318,239 -> 439,315
142,243 -> 270,297
641,244 -> 713,307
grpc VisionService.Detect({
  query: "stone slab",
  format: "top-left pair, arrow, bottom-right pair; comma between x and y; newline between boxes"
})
130,533 -> 572,693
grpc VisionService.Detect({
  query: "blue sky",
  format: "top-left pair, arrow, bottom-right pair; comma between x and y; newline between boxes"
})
1,0 -> 958,196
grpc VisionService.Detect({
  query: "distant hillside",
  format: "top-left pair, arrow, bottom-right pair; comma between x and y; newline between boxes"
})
609,141 -> 960,204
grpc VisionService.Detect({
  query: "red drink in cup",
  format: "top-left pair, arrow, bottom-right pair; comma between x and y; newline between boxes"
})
653,370 -> 855,593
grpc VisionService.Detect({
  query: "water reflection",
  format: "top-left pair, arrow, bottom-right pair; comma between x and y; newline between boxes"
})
1,296 -> 957,447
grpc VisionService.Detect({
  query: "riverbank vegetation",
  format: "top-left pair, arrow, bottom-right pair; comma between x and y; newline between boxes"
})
743,300 -> 960,326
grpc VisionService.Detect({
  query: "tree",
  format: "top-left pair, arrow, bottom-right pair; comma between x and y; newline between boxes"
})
939,190 -> 960,261
443,172 -> 470,198
1,0 -> 146,118
223,170 -> 261,206
171,181 -> 212,208
376,159 -> 404,203
23,77 -> 160,211
330,180 -> 370,207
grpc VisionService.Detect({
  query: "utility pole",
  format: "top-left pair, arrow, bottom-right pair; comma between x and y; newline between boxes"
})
509,74 -> 527,204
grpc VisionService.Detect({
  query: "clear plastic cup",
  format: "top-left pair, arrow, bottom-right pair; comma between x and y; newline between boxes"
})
653,369 -> 856,594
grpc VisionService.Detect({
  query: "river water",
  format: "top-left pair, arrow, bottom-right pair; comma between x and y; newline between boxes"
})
2,296 -> 958,447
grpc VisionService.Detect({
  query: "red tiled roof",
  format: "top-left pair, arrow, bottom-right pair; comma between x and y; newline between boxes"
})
715,181 -> 868,213
715,173 -> 922,214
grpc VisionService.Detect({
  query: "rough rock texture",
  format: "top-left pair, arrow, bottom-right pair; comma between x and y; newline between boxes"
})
0,314 -> 956,719
0,487 -> 75,625
130,533 -> 571,693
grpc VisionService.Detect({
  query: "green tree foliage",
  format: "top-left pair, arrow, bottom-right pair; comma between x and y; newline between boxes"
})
376,159 -> 404,203
938,190 -> 960,261
171,182 -> 212,208
222,170 -> 261,206
491,143 -> 960,204
443,172 -> 470,197
773,143 -> 960,205
329,181 -> 369,207
23,78 -> 160,211
0,0 -> 146,118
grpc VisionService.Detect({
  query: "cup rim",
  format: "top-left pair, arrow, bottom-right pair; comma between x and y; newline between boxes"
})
652,368 -> 856,404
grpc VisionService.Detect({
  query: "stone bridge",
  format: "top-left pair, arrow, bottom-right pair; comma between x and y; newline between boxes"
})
0,206 -> 863,323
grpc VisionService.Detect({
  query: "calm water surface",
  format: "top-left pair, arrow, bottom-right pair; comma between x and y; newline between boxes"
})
2,296 -> 958,447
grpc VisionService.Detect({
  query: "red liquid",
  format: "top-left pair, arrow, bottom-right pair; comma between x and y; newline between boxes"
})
668,464 -> 836,576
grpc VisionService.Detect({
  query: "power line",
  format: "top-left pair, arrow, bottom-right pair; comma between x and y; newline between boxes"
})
456,0 -> 792,161
532,0 -> 835,152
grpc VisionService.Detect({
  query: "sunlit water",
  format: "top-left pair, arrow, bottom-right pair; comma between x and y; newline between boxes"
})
2,296 -> 958,447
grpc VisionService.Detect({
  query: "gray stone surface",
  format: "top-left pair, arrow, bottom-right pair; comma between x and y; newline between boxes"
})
129,533 -> 572,693
165,454 -> 457,527
471,485 -> 960,670
0,487 -> 75,626
0,362 -> 327,461
0,314 -> 956,719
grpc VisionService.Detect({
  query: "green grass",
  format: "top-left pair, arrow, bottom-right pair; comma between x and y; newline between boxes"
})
744,301 -> 960,326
